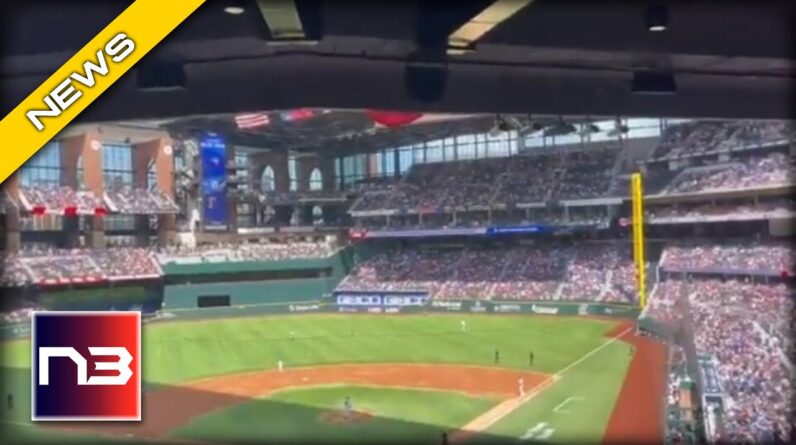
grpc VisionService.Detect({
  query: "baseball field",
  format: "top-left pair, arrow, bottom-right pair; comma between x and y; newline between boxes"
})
0,312 -> 666,444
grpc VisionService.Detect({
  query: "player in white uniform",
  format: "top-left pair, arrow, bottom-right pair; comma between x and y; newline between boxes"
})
460,320 -> 467,332
343,396 -> 353,418
278,360 -> 284,372
518,378 -> 525,396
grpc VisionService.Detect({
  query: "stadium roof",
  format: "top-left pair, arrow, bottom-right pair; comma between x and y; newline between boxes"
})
160,110 -> 503,154
2,1 -> 793,121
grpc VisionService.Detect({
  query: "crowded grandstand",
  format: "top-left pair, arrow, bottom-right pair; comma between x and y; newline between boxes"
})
1,115 -> 794,444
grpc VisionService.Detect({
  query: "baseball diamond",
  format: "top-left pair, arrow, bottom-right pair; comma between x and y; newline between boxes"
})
1,108 -> 792,445
0,311 -> 665,444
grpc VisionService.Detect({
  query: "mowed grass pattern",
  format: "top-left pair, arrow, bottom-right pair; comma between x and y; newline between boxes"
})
172,385 -> 499,444
1,313 -> 617,384
0,313 -> 629,443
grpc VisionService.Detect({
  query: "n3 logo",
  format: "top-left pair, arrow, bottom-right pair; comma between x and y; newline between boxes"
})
38,347 -> 133,386
31,311 -> 141,422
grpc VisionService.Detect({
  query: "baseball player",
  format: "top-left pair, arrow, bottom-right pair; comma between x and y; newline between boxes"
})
6,393 -> 13,411
494,348 -> 500,364
460,320 -> 467,332
529,351 -> 535,366
343,396 -> 352,418
278,360 -> 284,372
518,378 -> 525,397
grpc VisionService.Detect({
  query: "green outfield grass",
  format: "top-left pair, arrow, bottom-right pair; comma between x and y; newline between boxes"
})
171,385 -> 499,444
2,313 -> 617,383
0,313 -> 632,444
477,339 -> 632,444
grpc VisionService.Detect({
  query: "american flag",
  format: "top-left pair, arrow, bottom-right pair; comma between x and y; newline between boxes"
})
280,108 -> 314,122
234,113 -> 271,129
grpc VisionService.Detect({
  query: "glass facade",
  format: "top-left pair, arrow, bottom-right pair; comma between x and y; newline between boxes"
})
147,160 -> 157,191
336,130 -> 519,186
235,152 -> 253,227
102,143 -> 134,187
260,166 -> 275,192
288,154 -> 298,191
102,143 -> 135,231
19,142 -> 61,187
309,168 -> 323,191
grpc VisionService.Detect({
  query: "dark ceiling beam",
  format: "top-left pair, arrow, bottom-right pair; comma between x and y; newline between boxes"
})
9,54 -> 780,122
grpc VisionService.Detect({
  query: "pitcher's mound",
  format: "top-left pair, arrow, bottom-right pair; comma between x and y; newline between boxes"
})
318,409 -> 373,425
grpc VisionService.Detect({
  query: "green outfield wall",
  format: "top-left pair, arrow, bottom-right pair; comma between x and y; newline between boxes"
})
0,299 -> 639,340
161,249 -> 352,309
162,279 -> 334,309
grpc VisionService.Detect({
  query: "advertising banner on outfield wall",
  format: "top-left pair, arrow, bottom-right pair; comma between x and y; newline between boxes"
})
428,300 -> 640,317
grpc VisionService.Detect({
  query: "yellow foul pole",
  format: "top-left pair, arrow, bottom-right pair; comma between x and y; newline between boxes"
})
631,173 -> 646,309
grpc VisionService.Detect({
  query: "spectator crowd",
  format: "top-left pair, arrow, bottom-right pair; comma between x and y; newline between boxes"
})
686,279 -> 793,443
647,199 -> 795,223
156,241 -> 337,264
653,121 -> 794,160
105,186 -> 180,214
349,148 -> 622,214
1,247 -> 162,285
661,152 -> 793,195
20,186 -> 103,214
662,242 -> 793,275
337,243 -> 639,303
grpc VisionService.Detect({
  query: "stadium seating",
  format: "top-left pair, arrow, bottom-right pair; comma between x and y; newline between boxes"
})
661,152 -> 793,195
1,254 -> 34,287
337,243 -> 638,303
647,199 -> 795,222
350,148 -> 621,216
156,241 -> 336,264
686,280 -> 792,443
19,186 -> 104,214
104,186 -> 180,214
661,242 -> 793,276
652,121 -> 794,160
644,280 -> 685,325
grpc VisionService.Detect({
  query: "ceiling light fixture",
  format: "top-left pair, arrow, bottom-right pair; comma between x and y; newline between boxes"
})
646,4 -> 668,32
224,6 -> 245,15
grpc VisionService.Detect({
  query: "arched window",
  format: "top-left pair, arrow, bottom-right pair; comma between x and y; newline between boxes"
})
309,168 -> 323,191
260,165 -> 275,192
312,205 -> 323,226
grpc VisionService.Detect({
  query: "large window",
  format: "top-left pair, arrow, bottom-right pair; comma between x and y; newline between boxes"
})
260,165 -> 275,192
20,142 -> 61,187
333,129 -> 522,180
288,154 -> 298,191
340,154 -> 366,187
102,143 -> 135,231
237,202 -> 254,228
76,156 -> 85,189
102,143 -> 134,187
147,160 -> 157,191
309,168 -> 323,191
234,152 -> 250,193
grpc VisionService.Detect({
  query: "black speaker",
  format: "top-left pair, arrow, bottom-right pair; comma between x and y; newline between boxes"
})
631,70 -> 676,95
137,58 -> 186,91
405,59 -> 448,103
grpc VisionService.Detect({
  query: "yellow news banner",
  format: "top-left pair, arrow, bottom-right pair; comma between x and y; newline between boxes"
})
0,0 -> 205,185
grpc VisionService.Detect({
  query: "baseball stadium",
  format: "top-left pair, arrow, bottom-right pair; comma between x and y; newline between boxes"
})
0,2 -> 794,445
